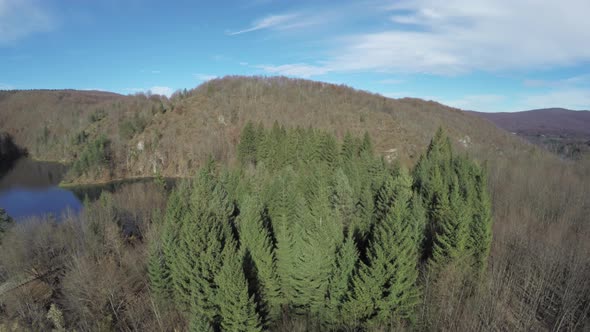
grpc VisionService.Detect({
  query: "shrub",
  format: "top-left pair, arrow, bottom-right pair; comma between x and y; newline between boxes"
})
71,135 -> 111,176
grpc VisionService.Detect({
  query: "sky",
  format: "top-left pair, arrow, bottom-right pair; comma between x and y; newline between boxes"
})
1,0 -> 589,112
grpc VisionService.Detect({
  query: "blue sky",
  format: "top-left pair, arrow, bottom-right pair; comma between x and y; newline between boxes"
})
1,0 -> 589,112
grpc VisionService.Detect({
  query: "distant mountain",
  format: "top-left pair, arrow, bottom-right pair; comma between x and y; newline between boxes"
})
467,108 -> 590,138
468,108 -> 590,159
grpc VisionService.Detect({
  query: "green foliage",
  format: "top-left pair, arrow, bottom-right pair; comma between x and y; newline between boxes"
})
238,121 -> 259,166
215,242 -> 263,332
88,109 -> 106,123
119,113 -> 148,140
345,169 -> 421,327
151,125 -> 493,330
71,135 -> 111,176
238,196 -> 282,322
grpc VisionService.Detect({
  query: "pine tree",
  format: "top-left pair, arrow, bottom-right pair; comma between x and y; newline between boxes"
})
238,196 -> 282,321
341,131 -> 357,164
148,236 -> 170,301
215,242 -> 263,332
291,169 -> 342,316
168,165 -> 228,324
158,181 -> 190,304
324,231 -> 358,327
266,171 -> 301,305
318,132 -> 339,168
345,169 -> 421,326
429,175 -> 470,271
238,121 -> 259,166
359,131 -> 373,156
330,168 -> 355,230
469,167 -> 493,276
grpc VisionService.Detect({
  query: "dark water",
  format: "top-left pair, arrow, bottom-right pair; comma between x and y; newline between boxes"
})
0,159 -> 81,220
0,158 -> 171,221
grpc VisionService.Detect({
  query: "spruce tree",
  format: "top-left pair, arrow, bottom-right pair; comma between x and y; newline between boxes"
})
324,231 -> 358,327
169,165 -> 228,324
266,170 -> 301,305
147,236 -> 170,301
330,168 -> 355,230
238,196 -> 282,321
291,169 -> 342,316
238,121 -> 258,166
469,167 -> 493,276
215,242 -> 263,332
429,175 -> 470,271
345,169 -> 421,326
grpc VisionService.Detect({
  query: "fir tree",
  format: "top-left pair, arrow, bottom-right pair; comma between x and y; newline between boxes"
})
430,175 -> 470,271
215,242 -> 263,332
147,236 -> 170,301
238,196 -> 282,321
469,167 -> 493,276
238,121 -> 258,166
324,231 -> 358,327
330,168 -> 355,230
346,169 -> 421,326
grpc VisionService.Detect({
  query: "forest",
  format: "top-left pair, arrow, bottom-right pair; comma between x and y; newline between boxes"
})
0,81 -> 589,331
0,124 -> 500,331
148,124 -> 492,331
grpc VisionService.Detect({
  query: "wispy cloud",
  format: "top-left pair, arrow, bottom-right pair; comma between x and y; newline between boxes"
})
523,74 -> 590,88
228,13 -> 306,35
0,0 -> 54,44
0,82 -> 14,90
124,86 -> 174,97
519,89 -> 590,111
255,63 -> 329,78
441,94 -> 507,112
194,73 -> 218,81
256,0 -> 590,76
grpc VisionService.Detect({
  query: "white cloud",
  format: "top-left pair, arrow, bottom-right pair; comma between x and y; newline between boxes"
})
255,63 -> 329,78
194,73 -> 218,81
0,0 -> 54,43
257,0 -> 590,76
228,14 -> 299,35
440,94 -> 506,112
124,86 -> 174,97
519,89 -> 590,111
149,86 -> 173,97
523,74 -> 590,88
0,82 -> 14,90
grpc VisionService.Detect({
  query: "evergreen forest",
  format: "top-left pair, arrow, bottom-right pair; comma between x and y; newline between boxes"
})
148,123 -> 492,331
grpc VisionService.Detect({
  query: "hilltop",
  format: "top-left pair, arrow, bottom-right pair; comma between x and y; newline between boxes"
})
1,76 -> 529,183
469,108 -> 590,159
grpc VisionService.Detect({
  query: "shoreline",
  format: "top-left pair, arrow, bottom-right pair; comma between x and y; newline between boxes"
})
58,175 -> 186,188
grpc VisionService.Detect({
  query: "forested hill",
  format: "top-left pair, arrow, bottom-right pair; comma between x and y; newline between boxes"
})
468,108 -> 590,137
0,77 -> 528,184
468,108 -> 590,159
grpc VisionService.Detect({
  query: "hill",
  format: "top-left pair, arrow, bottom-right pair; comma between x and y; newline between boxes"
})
468,108 -> 590,137
1,76 -> 528,183
468,108 -> 590,159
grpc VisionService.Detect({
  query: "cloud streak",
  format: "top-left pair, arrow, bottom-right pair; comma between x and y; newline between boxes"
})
0,0 -> 54,44
228,14 -> 300,35
256,0 -> 590,76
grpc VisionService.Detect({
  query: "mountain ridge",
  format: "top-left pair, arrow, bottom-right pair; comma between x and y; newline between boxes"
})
1,76 -> 531,183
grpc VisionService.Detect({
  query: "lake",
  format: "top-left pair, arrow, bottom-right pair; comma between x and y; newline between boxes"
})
0,159 -> 81,220
0,158 -> 167,221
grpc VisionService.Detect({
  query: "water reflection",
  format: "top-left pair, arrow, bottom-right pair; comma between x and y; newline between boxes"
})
0,158 -> 176,221
0,159 -> 80,220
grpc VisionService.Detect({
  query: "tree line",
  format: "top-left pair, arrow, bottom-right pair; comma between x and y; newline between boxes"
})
148,122 -> 493,331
